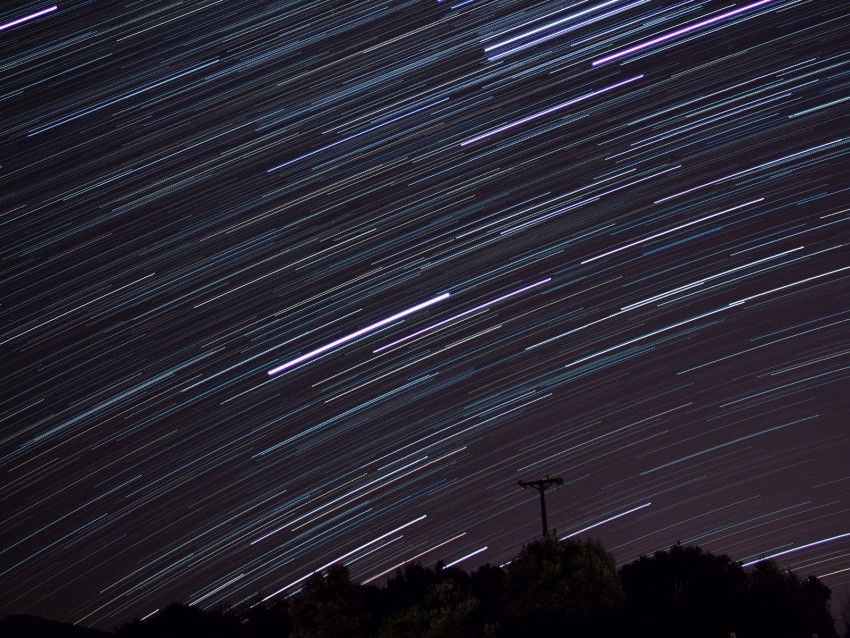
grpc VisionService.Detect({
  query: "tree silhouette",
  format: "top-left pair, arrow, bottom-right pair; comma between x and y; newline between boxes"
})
841,594 -> 850,638
105,539 -> 839,638
288,564 -> 376,638
376,563 -> 480,637
114,602 -> 241,638
238,595 -> 292,638
620,544 -> 839,638
498,535 -> 624,636
741,560 -> 838,638
619,543 -> 747,637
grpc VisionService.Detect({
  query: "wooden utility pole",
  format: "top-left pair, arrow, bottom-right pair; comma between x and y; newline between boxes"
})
518,476 -> 563,538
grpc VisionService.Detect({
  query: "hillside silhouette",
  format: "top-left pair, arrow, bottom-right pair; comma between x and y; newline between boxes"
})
4,538 -> 844,637
0,614 -> 112,638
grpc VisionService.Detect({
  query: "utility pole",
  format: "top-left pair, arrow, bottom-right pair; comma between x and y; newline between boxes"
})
518,476 -> 563,538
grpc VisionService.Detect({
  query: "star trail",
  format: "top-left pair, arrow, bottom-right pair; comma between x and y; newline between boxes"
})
1,0 -> 849,630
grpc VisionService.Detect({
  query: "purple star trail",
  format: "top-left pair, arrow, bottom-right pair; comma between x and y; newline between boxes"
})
591,0 -> 776,66
267,293 -> 451,375
0,5 -> 56,32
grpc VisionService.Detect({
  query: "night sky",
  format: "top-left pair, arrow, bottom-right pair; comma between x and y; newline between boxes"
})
2,0 -> 850,630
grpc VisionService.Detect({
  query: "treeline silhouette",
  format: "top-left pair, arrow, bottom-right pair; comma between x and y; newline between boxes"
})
114,538 -> 842,638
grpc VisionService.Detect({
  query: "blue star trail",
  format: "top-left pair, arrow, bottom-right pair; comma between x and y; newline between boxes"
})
1,0 -> 848,629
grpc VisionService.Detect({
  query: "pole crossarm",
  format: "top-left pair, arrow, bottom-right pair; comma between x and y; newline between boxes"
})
517,478 -> 563,491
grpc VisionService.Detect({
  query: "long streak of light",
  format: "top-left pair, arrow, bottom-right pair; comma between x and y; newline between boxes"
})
743,533 -> 850,567
267,293 -> 450,375
374,278 -> 550,353
0,5 -> 57,31
582,199 -> 764,264
560,502 -> 652,539
443,546 -> 488,569
260,515 -> 427,601
361,532 -> 467,584
592,0 -> 774,66
460,75 -> 643,146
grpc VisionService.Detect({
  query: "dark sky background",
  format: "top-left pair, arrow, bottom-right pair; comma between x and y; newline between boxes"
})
2,0 -> 850,630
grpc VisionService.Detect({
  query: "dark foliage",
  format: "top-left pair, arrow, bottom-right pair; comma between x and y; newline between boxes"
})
620,543 -> 748,637
738,562 -> 837,638
498,535 -> 625,637
115,603 -> 242,638
620,544 -> 838,638
236,596 -> 292,638
64,538 -> 837,637
842,594 -> 850,638
288,564 -> 378,638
